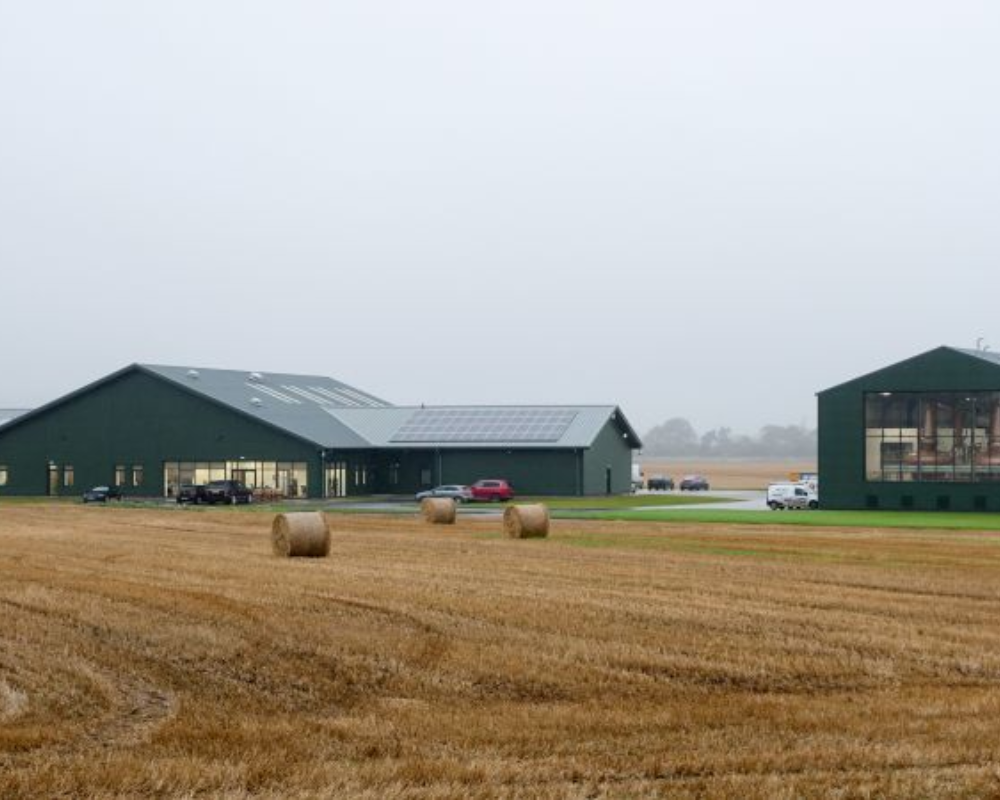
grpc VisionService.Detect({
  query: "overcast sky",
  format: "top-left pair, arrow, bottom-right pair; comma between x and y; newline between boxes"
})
2,1 -> 999,435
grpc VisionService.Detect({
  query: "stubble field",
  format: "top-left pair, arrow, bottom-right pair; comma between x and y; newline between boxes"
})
636,459 -> 816,489
1,504 -> 1000,798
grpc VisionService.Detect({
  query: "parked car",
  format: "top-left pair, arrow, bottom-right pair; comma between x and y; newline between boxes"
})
415,485 -> 473,503
469,479 -> 514,503
646,474 -> 674,491
203,480 -> 253,505
679,474 -> 710,491
82,485 -> 123,503
767,482 -> 819,510
176,483 -> 208,505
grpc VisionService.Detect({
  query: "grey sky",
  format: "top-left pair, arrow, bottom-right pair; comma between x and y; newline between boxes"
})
2,1 -> 999,435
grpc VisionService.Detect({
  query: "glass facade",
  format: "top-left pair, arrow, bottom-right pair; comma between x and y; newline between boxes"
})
325,462 -> 347,497
865,392 -> 1000,482
162,461 -> 308,498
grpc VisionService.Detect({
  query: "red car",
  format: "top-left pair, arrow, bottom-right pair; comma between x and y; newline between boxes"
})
469,479 -> 514,502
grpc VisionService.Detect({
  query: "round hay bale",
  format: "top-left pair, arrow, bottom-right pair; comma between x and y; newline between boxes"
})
503,503 -> 549,539
271,512 -> 330,558
421,497 -> 457,525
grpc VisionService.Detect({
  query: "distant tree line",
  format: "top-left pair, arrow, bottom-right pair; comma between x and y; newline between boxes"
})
641,417 -> 817,458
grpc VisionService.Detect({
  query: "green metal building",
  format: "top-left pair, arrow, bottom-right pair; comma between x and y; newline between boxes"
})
819,346 -> 1000,511
0,364 -> 640,499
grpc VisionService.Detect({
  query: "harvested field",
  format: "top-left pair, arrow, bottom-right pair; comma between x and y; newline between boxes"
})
1,505 -> 1000,798
638,459 -> 817,490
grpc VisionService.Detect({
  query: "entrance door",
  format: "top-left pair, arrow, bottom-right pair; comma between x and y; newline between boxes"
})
47,464 -> 59,496
231,468 -> 255,488
325,462 -> 347,498
605,466 -> 612,495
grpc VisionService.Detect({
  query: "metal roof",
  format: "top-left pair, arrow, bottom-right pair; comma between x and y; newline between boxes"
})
953,347 -> 1000,366
324,405 -> 640,449
139,364 -> 386,449
0,409 -> 30,428
0,364 -> 641,451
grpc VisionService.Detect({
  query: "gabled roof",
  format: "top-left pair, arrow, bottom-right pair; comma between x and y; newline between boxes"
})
0,364 -> 642,451
0,409 -> 30,428
325,405 -> 641,449
818,346 -> 1000,395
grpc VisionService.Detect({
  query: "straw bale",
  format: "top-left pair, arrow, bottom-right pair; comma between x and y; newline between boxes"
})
272,512 -> 330,557
421,497 -> 457,525
503,504 -> 550,539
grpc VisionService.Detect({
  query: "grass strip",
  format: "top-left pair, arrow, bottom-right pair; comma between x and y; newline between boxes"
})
552,507 -> 1000,531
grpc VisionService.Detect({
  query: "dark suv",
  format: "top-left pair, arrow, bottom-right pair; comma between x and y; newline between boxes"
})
176,484 -> 208,505
203,480 -> 253,505
82,485 -> 124,503
646,475 -> 674,491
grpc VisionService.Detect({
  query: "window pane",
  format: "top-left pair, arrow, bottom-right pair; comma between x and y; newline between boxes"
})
867,392 -> 996,484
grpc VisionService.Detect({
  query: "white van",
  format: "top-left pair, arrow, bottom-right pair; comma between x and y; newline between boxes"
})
767,482 -> 819,510
631,464 -> 644,492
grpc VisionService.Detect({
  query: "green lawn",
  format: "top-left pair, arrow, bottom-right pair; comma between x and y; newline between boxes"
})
552,507 -> 1000,531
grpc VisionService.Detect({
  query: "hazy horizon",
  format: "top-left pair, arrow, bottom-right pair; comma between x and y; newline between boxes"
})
2,1 -> 998,433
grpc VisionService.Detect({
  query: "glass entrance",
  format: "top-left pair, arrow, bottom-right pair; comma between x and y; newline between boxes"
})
47,464 -> 59,496
231,468 -> 256,487
325,462 -> 347,497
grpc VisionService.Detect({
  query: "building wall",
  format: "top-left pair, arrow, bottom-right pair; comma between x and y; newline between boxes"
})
582,418 -> 634,495
0,369 -> 320,497
819,348 -> 1000,511
0,369 -> 639,499
437,448 -> 581,495
333,429 -> 632,496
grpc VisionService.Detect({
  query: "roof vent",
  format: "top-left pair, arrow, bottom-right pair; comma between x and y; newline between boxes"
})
249,372 -> 263,381
187,369 -> 200,379
250,397 -> 263,407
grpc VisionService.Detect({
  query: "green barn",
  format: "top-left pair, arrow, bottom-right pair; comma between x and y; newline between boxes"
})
819,346 -> 1000,511
0,364 -> 640,499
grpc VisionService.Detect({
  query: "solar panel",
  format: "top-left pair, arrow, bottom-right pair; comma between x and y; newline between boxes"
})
391,408 -> 578,443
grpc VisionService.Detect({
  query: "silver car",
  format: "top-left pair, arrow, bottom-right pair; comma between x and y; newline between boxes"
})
415,484 -> 473,503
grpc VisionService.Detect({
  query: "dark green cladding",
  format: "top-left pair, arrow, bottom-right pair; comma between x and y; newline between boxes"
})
819,347 -> 1000,511
0,368 -> 322,497
0,367 -> 637,498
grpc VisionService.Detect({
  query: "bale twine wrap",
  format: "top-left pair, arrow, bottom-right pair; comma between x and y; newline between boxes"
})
421,497 -> 457,525
503,503 -> 550,539
271,512 -> 331,557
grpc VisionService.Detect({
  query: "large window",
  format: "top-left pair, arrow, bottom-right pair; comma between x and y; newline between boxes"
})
0,465 -> 8,487
325,462 -> 347,497
162,461 -> 308,498
866,391 -> 1000,482
63,465 -> 74,488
